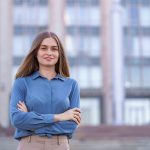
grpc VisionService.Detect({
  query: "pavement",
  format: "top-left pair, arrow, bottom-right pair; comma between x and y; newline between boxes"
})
1,135 -> 150,150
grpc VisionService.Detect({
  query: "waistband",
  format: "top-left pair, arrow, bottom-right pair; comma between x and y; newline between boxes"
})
21,135 -> 69,145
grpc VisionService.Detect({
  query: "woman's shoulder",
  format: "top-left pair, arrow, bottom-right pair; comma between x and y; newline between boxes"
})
14,76 -> 25,83
14,72 -> 35,82
11,77 -> 26,91
13,77 -> 27,87
65,76 -> 77,82
65,77 -> 79,86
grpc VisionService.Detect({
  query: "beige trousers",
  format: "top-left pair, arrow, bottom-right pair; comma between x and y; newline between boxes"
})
17,135 -> 70,150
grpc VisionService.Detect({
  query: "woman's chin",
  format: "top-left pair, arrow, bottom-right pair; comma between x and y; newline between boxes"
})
43,63 -> 56,67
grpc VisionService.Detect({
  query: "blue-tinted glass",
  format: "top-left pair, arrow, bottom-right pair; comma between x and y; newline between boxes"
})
129,5 -> 139,26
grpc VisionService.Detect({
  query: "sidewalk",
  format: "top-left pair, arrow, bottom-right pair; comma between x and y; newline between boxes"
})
1,135 -> 150,150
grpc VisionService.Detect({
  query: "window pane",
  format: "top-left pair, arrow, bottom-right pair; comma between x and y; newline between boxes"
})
125,66 -> 141,87
90,36 -> 100,57
70,67 -> 79,80
143,67 -> 150,87
14,6 -> 48,25
65,6 -> 100,26
90,66 -> 102,88
13,35 -> 32,56
129,5 -> 139,26
80,98 -> 100,125
78,66 -> 89,88
125,99 -> 150,125
140,7 -> 150,26
66,35 -> 100,57
133,37 -> 140,57
65,35 -> 78,56
142,37 -> 150,57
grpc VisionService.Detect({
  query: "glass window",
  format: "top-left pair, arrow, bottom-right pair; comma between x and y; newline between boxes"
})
88,6 -> 100,26
70,66 -> 79,80
143,67 -> 150,87
65,6 -> 100,26
80,98 -> 100,125
142,37 -> 150,57
131,66 -> 141,87
26,6 -> 38,25
126,65 -> 150,88
13,6 -> 24,25
77,36 -> 100,56
140,6 -> 150,26
13,6 -> 48,25
90,36 -> 100,56
73,66 -> 102,88
13,35 -> 33,56
133,36 -> 140,57
67,0 -> 99,6
64,7 -> 75,25
125,99 -> 150,125
125,66 -> 141,87
90,66 -> 102,88
13,36 -> 24,56
129,5 -> 139,26
65,35 -> 100,57
65,35 -> 78,56
132,36 -> 150,57
122,7 -> 128,26
78,66 -> 89,88
14,0 -> 48,6
14,0 -> 23,5
38,6 -> 49,25
124,35 -> 133,56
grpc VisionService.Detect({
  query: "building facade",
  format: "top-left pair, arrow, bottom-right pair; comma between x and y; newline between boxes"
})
0,0 -> 150,128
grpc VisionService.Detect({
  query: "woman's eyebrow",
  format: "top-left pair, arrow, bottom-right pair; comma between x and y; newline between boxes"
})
40,45 -> 58,47
52,46 -> 58,48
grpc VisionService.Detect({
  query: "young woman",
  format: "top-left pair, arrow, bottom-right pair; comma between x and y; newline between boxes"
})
9,31 -> 81,150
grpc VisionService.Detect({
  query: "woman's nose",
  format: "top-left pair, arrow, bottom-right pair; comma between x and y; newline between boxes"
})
47,49 -> 52,55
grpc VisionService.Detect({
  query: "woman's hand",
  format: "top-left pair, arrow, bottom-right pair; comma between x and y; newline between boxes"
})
54,108 -> 81,125
17,101 -> 28,112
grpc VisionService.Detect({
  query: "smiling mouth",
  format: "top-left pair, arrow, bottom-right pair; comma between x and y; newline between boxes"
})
44,57 -> 54,61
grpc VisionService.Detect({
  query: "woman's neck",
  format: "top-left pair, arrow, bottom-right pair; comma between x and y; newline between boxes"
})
39,67 -> 57,80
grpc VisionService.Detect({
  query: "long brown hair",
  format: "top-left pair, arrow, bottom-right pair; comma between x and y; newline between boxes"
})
15,31 -> 70,79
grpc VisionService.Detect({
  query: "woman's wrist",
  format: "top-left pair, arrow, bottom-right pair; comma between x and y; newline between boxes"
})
54,113 -> 65,122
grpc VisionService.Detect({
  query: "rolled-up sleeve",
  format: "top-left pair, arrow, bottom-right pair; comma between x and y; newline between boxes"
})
9,78 -> 55,131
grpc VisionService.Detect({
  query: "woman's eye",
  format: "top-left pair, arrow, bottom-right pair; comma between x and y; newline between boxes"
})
52,48 -> 58,51
41,48 -> 47,50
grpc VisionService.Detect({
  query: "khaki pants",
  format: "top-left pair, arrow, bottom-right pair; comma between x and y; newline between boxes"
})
17,135 -> 70,150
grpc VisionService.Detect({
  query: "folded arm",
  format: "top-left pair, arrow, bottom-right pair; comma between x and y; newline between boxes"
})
9,78 -> 55,131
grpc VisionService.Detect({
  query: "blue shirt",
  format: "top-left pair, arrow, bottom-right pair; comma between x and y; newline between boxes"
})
9,70 -> 80,140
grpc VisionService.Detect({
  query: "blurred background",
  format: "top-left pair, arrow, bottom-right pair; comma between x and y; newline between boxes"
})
0,0 -> 150,149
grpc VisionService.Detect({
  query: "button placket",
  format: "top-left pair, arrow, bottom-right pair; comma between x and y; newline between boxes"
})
49,80 -> 53,113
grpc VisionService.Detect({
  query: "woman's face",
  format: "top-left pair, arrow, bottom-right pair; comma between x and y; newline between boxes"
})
37,37 -> 59,68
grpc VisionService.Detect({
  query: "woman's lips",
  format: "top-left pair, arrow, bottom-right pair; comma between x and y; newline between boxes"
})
44,57 -> 54,61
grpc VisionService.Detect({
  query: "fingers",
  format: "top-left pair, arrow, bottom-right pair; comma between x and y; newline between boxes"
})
70,108 -> 81,124
74,111 -> 81,121
18,107 -> 24,112
17,101 -> 28,112
74,114 -> 81,124
17,103 -> 26,112
72,110 -> 81,124
17,101 -> 25,109
72,116 -> 80,125
73,107 -> 81,113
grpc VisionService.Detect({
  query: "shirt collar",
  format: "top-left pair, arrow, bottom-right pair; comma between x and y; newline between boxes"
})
31,70 -> 66,81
